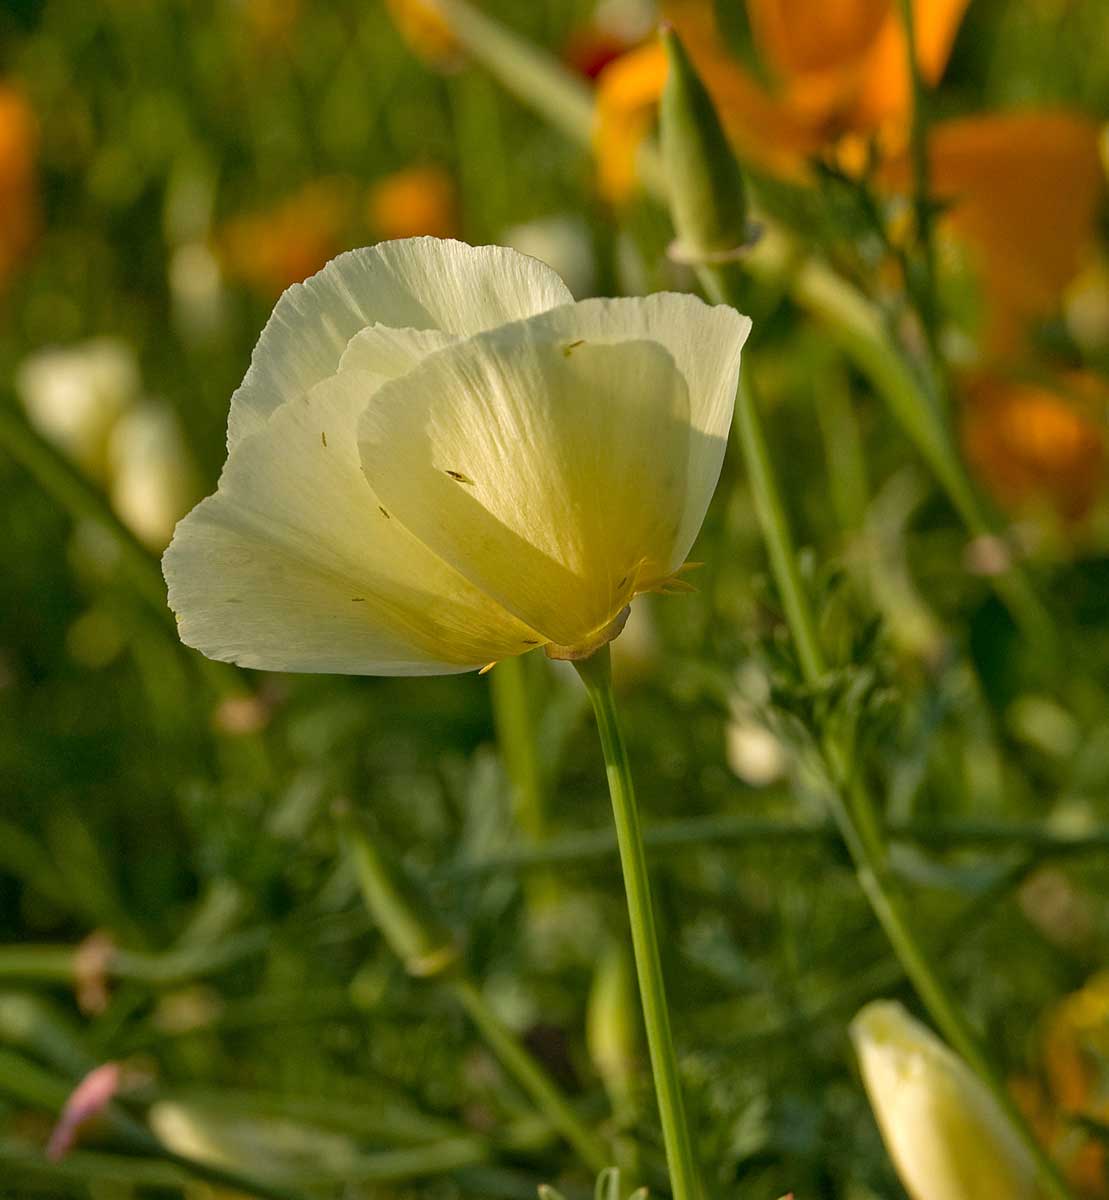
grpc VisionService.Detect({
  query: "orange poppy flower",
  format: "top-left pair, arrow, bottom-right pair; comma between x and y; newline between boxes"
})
1010,973 -> 1109,1197
923,113 -> 1104,354
594,3 -> 1104,353
0,84 -> 39,288
217,179 -> 353,297
960,371 -> 1106,524
366,165 -> 458,241
384,0 -> 462,70
595,0 -> 968,194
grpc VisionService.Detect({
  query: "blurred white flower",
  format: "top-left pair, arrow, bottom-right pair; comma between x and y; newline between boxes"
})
109,404 -> 197,549
501,215 -> 596,299
169,241 -> 228,345
851,1000 -> 1040,1200
16,338 -> 140,477
724,718 -> 784,786
164,237 -> 750,675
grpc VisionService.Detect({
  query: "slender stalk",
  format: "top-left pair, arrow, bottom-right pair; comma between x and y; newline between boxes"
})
450,977 -> 610,1174
575,647 -> 704,1200
490,656 -> 566,921
490,657 -> 547,844
733,370 -> 1075,1200
436,813 -> 1109,880
735,372 -> 824,685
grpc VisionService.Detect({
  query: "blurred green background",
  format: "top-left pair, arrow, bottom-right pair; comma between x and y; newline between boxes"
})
2,0 -> 1109,1196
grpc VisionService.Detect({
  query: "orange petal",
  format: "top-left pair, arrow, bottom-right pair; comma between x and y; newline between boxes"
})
928,113 -> 1104,353
960,371 -> 1106,523
384,0 -> 462,69
366,165 -> 458,241
593,40 -> 669,204
746,0 -> 889,78
0,83 -> 39,287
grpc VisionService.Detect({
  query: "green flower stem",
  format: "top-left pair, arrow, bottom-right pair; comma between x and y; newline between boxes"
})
490,658 -> 547,844
436,815 -> 1109,880
489,657 -> 563,916
421,0 -> 1054,651
734,367 -> 1075,1200
450,977 -> 610,1174
575,647 -> 704,1200
0,929 -> 270,987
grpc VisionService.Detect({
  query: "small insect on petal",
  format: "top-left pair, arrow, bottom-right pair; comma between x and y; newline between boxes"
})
444,469 -> 474,484
321,431 -> 327,447
562,339 -> 585,356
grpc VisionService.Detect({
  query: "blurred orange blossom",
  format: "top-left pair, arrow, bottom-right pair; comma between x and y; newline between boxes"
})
384,0 -> 461,69
1010,973 -> 1109,1197
217,179 -> 353,297
594,1 -> 1103,352
366,165 -> 458,242
0,83 -> 39,289
960,372 -> 1106,525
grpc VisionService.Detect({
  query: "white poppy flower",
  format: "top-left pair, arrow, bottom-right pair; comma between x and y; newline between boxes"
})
163,238 -> 750,674
851,1001 -> 1040,1200
17,338 -> 141,479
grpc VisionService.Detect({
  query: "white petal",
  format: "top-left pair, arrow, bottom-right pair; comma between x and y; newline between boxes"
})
338,324 -> 458,375
227,238 -> 574,447
357,325 -> 691,648
165,370 -> 542,674
521,294 -> 751,565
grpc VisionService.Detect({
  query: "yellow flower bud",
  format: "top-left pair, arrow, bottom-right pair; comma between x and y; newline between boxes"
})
851,1001 -> 1041,1200
587,943 -> 639,1116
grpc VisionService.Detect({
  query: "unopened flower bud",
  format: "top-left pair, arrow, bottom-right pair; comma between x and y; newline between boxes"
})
586,943 -> 639,1117
659,25 -> 748,261
851,1001 -> 1041,1200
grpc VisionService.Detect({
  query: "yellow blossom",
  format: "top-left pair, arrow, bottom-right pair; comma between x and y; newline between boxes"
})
163,237 -> 750,673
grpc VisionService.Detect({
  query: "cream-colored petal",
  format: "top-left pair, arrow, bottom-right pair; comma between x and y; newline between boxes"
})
338,323 -> 458,375
227,238 -> 574,447
520,293 -> 751,566
164,369 -> 542,675
358,326 -> 691,648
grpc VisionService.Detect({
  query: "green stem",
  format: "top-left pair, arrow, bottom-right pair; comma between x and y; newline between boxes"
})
734,372 -> 824,685
436,815 -> 1109,879
733,369 -> 1075,1200
490,658 -> 547,843
490,656 -> 562,918
575,647 -> 704,1200
450,977 -> 610,1174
